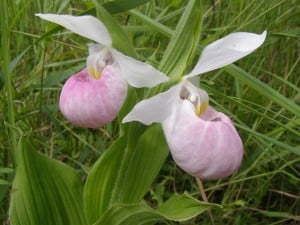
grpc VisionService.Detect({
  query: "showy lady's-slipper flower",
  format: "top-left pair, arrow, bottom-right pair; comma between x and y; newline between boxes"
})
36,14 -> 168,128
123,31 -> 267,179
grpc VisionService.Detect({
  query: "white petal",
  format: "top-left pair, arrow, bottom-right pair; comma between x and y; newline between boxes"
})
111,49 -> 169,88
122,84 -> 180,125
186,31 -> 267,78
36,13 -> 112,46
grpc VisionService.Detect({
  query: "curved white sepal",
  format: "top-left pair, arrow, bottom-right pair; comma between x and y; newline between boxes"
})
111,49 -> 169,88
36,13 -> 112,46
122,84 -> 180,125
186,31 -> 267,78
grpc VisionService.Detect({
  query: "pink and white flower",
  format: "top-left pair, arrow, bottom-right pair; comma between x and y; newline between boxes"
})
36,14 -> 168,128
123,31 -> 267,179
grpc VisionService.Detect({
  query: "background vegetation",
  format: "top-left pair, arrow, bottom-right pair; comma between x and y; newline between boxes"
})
1,0 -> 299,224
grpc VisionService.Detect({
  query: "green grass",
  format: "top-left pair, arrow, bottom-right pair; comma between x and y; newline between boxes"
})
1,0 -> 299,224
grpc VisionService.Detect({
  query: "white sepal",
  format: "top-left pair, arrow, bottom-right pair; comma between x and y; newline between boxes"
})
36,14 -> 112,46
186,31 -> 267,78
111,49 -> 169,88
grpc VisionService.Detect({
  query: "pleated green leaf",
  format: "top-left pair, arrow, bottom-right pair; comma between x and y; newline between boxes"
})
84,137 -> 126,224
9,140 -> 87,225
116,124 -> 169,203
159,0 -> 202,78
94,204 -> 164,225
94,193 -> 220,225
84,125 -> 169,224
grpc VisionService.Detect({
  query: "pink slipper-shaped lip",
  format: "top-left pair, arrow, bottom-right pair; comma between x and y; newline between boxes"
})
59,67 -> 127,128
163,104 -> 243,180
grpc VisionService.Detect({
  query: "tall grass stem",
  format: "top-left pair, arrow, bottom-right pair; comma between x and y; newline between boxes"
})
1,0 -> 18,165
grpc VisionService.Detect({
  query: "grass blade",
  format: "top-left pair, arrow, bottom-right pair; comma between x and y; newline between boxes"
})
225,64 -> 300,117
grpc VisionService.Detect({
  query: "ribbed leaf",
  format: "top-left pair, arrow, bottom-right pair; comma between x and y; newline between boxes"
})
116,124 -> 169,203
84,125 -> 169,224
94,193 -> 220,225
94,204 -> 164,225
9,139 -> 87,225
84,137 -> 126,224
159,0 -> 202,78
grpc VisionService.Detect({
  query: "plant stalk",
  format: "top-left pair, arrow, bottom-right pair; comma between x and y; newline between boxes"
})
196,177 -> 215,225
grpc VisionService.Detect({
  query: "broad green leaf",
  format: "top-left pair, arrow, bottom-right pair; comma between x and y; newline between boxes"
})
84,125 -> 169,224
9,139 -> 87,225
116,124 -> 169,203
94,204 -> 165,225
94,193 -> 220,225
225,64 -> 300,117
157,192 -> 221,221
159,0 -> 202,78
84,137 -> 126,224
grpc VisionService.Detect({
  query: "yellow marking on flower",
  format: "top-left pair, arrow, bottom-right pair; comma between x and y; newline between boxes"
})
196,101 -> 208,116
88,67 -> 101,80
